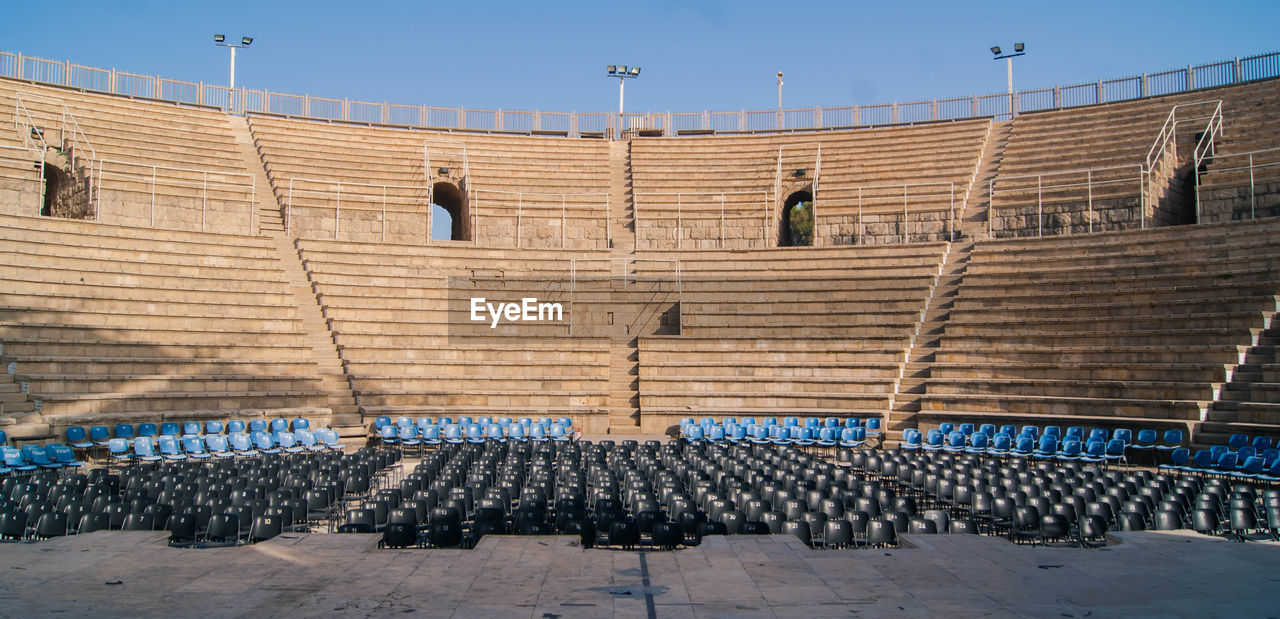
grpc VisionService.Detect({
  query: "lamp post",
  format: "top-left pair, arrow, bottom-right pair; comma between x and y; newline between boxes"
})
776,71 -> 784,129
215,35 -> 254,91
990,43 -> 1026,118
606,65 -> 641,138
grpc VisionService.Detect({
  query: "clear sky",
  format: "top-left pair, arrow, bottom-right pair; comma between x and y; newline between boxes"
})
2,0 -> 1278,115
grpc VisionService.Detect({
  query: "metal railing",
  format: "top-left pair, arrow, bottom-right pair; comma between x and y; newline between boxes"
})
96,159 -> 256,234
0,143 -> 46,212
634,190 -> 771,249
284,177 -> 428,242
989,165 -> 1144,237
820,181 -> 958,244
3,48 -> 1277,137
471,188 -> 610,249
1195,147 -> 1280,220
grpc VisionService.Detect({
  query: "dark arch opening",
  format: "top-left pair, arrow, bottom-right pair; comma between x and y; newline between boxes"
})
779,190 -> 813,247
41,163 -> 69,217
431,181 -> 469,241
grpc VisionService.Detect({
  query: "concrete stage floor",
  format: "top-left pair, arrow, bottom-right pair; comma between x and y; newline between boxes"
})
0,527 -> 1275,617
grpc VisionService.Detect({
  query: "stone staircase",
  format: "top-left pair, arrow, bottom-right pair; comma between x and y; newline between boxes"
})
1197,314 -> 1280,447
609,139 -> 635,252
887,239 -> 972,432
228,115 -> 284,234
609,336 -> 642,433
271,235 -> 363,438
0,357 -> 42,440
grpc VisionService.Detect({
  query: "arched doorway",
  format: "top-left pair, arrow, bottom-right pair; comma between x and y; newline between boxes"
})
431,181 -> 469,241
779,190 -> 813,247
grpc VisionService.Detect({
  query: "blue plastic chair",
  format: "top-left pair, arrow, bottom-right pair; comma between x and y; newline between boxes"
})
988,434 -> 1012,456
137,423 -> 158,438
379,424 -> 399,446
1010,436 -> 1035,458
839,427 -> 866,448
158,436 -> 187,461
1227,434 -> 1248,450
748,425 -> 770,444
899,429 -> 922,451
684,424 -> 705,443
320,429 -> 347,452
1156,447 -> 1189,472
205,434 -> 235,458
159,422 -> 181,437
943,431 -> 967,453
107,438 -> 133,463
1157,429 -> 1183,452
132,437 -> 161,462
65,427 -> 93,449
48,444 -> 85,469
965,432 -> 989,454
205,420 -> 225,435
226,420 -> 246,434
182,422 -> 202,437
230,432 -> 259,457
114,424 -> 136,440
1056,439 -> 1082,461
252,431 -> 280,455
182,436 -> 212,460
921,429 -> 945,452
292,418 -> 310,431
865,418 -> 882,439
275,431 -> 305,454
248,419 -> 268,433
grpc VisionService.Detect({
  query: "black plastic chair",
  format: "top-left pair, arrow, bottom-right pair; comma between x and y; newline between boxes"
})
822,519 -> 853,548
949,518 -> 978,534
379,522 -> 419,548
204,513 -> 241,546
609,520 -> 640,550
866,518 -> 897,548
166,513 -> 198,547
908,518 -> 937,535
77,512 -> 110,534
781,520 -> 811,546
249,515 -> 283,543
33,512 -> 69,539
651,521 -> 683,550
427,521 -> 463,547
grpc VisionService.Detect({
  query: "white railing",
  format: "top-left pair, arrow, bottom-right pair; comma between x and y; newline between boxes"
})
634,190 -> 772,249
1195,147 -> 1280,220
0,143 -> 46,212
96,159 -> 256,234
471,188 -> 610,249
3,48 -> 1277,137
989,165 -> 1144,237
284,177 -> 427,242
820,181 -> 957,244
1191,103 -> 1225,220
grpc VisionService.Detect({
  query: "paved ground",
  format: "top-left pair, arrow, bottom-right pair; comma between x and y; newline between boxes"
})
0,528 -> 1276,617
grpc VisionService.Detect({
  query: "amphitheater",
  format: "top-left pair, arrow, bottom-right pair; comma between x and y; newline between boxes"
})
1,49 -> 1279,617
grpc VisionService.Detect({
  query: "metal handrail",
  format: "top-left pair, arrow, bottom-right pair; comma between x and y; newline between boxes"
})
97,158 -> 255,233
4,48 -> 1277,137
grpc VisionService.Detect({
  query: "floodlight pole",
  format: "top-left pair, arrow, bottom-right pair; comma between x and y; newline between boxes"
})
776,71 -> 784,129
606,66 -> 640,139
215,35 -> 254,110
991,45 -> 1026,118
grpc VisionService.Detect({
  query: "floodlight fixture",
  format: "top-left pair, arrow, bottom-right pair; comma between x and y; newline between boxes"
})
990,43 -> 1028,118
213,34 -> 255,92
606,64 -> 642,138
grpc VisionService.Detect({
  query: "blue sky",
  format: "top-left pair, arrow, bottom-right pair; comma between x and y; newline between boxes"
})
2,0 -> 1277,115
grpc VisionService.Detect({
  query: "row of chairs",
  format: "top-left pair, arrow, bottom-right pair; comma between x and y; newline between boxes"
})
374,416 -> 574,433
380,422 -> 574,450
679,417 -> 883,447
1,443 -> 87,475
903,430 -> 1129,464
1162,448 -> 1280,481
2,447 -> 402,545
63,418 -> 317,452
103,429 -> 348,465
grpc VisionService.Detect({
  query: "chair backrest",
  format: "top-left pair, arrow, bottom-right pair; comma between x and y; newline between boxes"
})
160,422 -> 180,437
270,418 -> 289,433
1161,429 -> 1183,446
292,418 -> 310,431
249,419 -> 268,433
205,420 -> 224,435
227,420 -> 246,434
133,437 -> 156,457
183,422 -> 202,436
182,436 -> 207,454
65,426 -> 87,443
137,423 -> 158,437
